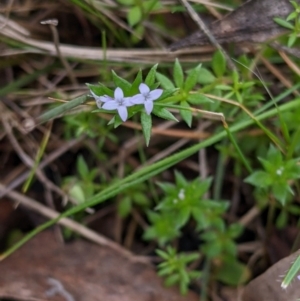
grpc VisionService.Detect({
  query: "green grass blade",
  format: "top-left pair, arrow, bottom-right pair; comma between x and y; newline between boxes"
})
37,94 -> 88,124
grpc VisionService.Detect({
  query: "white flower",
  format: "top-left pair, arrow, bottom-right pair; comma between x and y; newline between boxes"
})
90,90 -> 112,109
91,87 -> 132,122
131,83 -> 163,115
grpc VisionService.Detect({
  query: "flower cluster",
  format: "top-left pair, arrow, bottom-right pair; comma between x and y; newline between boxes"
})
90,83 -> 163,122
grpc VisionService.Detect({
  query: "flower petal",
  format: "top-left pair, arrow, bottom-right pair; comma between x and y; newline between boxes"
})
148,89 -> 163,101
102,101 -> 119,110
139,83 -> 150,95
123,97 -> 135,107
114,87 -> 124,100
90,91 -> 101,108
144,100 -> 154,115
117,105 -> 128,121
130,94 -> 145,105
99,95 -> 112,103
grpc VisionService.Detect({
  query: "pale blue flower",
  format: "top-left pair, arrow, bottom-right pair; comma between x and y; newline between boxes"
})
131,83 -> 163,115
91,87 -> 132,122
90,90 -> 112,109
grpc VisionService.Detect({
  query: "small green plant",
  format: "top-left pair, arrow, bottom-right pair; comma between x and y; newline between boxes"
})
156,246 -> 201,295
245,144 -> 300,206
117,183 -> 150,218
145,171 -> 247,290
62,155 -> 101,205
274,0 -> 300,47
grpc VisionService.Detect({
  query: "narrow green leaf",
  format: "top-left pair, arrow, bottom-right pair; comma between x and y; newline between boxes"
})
173,58 -> 184,88
272,182 -> 290,206
174,170 -> 187,186
281,254 -> 300,289
111,70 -> 131,93
152,106 -> 178,121
244,171 -> 272,188
128,6 -> 142,27
187,94 -> 213,105
180,101 -> 192,127
69,184 -> 86,204
288,33 -> 297,47
197,67 -> 216,84
141,112 -> 152,146
165,274 -> 180,287
37,94 -> 88,124
212,50 -> 226,77
287,11 -> 297,21
156,248 -> 170,260
130,70 -> 143,94
184,63 -> 201,92
118,197 -> 132,218
88,83 -> 113,97
145,64 -> 158,86
273,17 -> 294,29
215,258 -> 250,285
77,155 -> 89,179
276,210 -> 288,229
156,72 -> 175,89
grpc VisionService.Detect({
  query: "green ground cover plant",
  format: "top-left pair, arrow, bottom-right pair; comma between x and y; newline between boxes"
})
1,0 -> 300,300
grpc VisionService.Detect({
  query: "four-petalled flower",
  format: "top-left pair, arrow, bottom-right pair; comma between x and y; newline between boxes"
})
90,83 -> 163,122
91,87 -> 132,122
131,83 -> 163,115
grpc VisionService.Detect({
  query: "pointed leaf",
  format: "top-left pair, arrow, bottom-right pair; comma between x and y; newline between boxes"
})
187,93 -> 213,105
130,70 -> 143,94
77,155 -> 89,179
145,64 -> 158,86
141,111 -> 152,146
152,106 -> 178,121
128,6 -> 142,27
273,17 -> 294,29
184,63 -> 201,92
215,257 -> 250,285
212,50 -> 226,77
197,67 -> 216,84
111,70 -> 131,94
87,84 -> 113,97
180,101 -> 192,127
174,170 -> 187,187
156,72 -> 175,89
244,171 -> 272,188
173,58 -> 184,88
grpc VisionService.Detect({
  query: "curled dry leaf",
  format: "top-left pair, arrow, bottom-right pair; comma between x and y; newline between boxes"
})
170,0 -> 294,50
